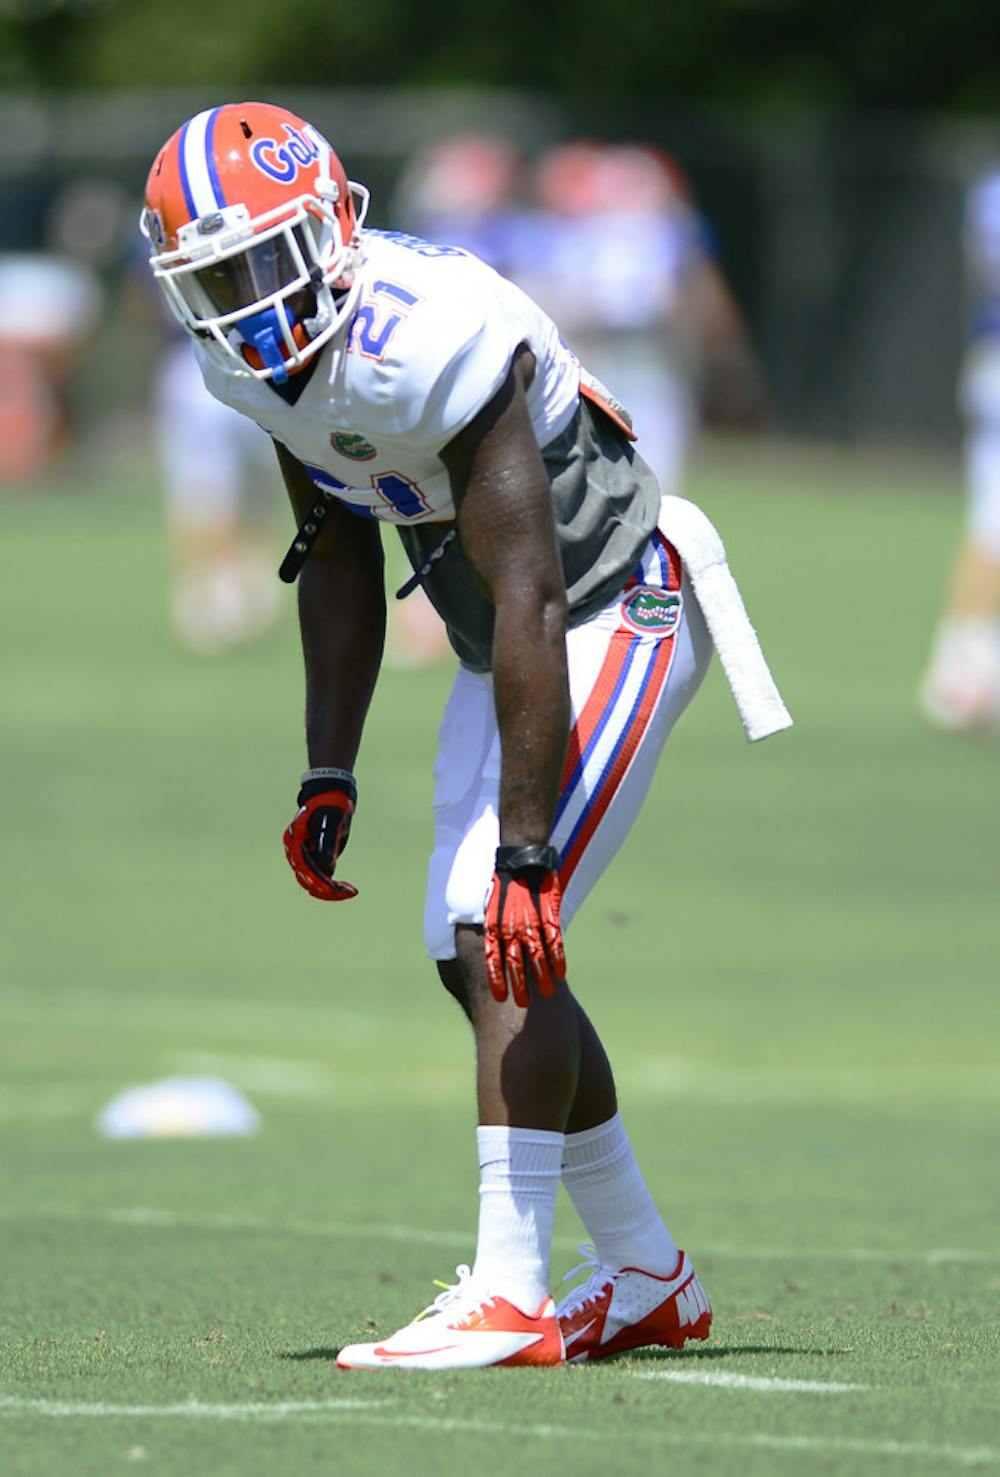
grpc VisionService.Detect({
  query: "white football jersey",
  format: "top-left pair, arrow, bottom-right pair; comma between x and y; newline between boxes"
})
513,208 -> 703,337
966,169 -> 1000,303
195,230 -> 580,524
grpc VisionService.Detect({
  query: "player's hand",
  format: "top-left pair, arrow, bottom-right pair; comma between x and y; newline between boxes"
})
484,845 -> 566,1007
283,770 -> 358,901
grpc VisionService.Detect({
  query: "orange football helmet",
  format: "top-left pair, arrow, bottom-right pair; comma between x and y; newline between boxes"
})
534,140 -> 689,217
141,101 -> 369,382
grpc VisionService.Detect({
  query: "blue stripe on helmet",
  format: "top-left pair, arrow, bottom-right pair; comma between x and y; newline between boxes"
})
178,120 -> 198,222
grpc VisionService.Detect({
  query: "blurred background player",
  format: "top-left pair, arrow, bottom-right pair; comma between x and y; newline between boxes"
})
919,166 -> 1000,730
0,250 -> 102,484
392,131 -> 526,273
124,224 -> 283,656
153,334 -> 282,655
383,133 -> 530,665
515,140 -> 767,495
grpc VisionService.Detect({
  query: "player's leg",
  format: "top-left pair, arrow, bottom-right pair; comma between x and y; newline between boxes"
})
920,420 -> 1000,729
341,540 -> 712,1370
427,671 -> 579,1327
447,535 -> 711,1355
548,533 -> 714,1360
156,342 -> 278,653
459,932 -> 701,1360
451,923 -> 579,1129
338,667 -> 568,1370
340,647 -> 633,1370
443,924 -> 577,1330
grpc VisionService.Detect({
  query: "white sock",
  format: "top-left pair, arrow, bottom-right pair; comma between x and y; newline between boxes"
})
929,618 -> 999,679
562,1113 -> 680,1276
472,1125 -> 564,1313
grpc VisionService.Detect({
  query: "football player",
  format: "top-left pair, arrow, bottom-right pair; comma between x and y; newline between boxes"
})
0,251 -> 102,482
517,140 -> 767,496
920,166 -> 1000,730
153,336 -> 282,653
382,133 -> 531,666
391,131 -> 527,274
142,102 -> 788,1370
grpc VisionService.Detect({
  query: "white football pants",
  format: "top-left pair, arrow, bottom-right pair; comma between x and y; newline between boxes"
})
423,527 -> 712,961
966,422 -> 1000,561
155,341 -> 272,527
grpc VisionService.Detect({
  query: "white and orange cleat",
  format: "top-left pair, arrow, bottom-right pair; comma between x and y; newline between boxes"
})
557,1245 -> 712,1364
918,622 -> 1000,733
336,1264 -> 565,1371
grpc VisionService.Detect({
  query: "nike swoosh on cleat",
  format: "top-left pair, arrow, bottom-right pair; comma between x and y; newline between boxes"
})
370,1343 -> 462,1359
565,1317 -> 598,1349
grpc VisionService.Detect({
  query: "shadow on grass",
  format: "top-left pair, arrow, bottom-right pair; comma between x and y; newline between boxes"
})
627,1344 -> 845,1362
279,1342 -> 842,1364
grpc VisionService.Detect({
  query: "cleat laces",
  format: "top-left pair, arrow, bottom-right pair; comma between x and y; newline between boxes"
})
559,1244 -> 612,1317
414,1264 -> 494,1323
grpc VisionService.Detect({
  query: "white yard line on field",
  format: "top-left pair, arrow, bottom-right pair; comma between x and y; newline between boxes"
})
107,1207 -> 474,1249
0,1397 -> 997,1467
696,1241 -> 998,1265
1,1205 -> 997,1265
0,1397 -> 382,1419
632,1370 -> 865,1393
621,1059 -> 1000,1106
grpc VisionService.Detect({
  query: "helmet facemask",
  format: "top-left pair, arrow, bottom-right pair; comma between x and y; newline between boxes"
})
141,179 -> 369,383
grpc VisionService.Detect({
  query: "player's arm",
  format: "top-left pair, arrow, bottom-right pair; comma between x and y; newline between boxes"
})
678,258 -> 769,430
440,345 -> 570,1001
275,439 -> 386,900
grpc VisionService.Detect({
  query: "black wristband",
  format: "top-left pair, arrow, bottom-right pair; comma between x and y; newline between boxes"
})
297,772 -> 358,807
495,844 -> 560,877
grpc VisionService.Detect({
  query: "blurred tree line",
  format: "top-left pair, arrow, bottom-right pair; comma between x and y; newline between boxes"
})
1,0 -> 998,114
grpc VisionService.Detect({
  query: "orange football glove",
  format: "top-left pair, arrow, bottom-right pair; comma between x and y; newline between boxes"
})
283,769 -> 358,901
484,845 -> 566,1007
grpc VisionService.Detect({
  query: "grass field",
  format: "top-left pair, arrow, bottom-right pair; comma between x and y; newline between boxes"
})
1,435 -> 998,1476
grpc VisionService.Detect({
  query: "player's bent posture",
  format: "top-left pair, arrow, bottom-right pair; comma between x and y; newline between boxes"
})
142,102 -> 791,1370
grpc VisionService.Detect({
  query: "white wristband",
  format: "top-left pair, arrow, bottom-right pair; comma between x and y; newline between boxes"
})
300,767 -> 356,788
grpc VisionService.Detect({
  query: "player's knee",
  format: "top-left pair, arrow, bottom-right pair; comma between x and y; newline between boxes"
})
436,956 -> 472,1021
434,926 -> 489,1021
423,859 -> 489,961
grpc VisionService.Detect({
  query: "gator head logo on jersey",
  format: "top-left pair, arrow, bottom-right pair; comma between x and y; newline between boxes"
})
330,431 -> 377,461
621,586 -> 682,635
140,101 -> 371,385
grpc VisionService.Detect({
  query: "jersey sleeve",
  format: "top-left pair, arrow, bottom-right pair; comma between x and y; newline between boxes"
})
372,273 -> 520,453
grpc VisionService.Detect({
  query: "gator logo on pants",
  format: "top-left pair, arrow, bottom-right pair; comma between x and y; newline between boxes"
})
621,586 -> 682,636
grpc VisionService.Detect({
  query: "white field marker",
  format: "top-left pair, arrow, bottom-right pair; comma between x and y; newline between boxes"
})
632,1370 -> 865,1393
0,1398 -> 997,1468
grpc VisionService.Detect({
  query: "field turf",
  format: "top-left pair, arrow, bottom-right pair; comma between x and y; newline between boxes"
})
1,437 -> 998,1475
